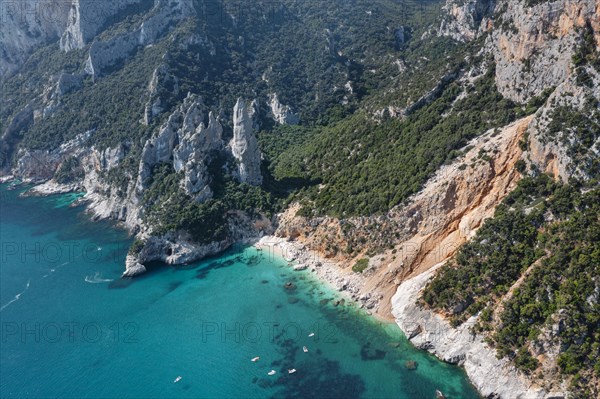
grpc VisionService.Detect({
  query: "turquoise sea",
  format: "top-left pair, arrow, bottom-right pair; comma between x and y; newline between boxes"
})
0,184 -> 480,399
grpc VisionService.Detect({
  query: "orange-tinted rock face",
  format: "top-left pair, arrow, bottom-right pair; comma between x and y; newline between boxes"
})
491,0 -> 598,102
276,116 -> 534,318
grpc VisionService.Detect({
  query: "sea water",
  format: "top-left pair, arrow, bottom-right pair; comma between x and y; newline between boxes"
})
0,184 -> 480,399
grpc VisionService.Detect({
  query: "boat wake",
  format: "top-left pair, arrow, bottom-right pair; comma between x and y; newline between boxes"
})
85,272 -> 114,284
0,280 -> 30,312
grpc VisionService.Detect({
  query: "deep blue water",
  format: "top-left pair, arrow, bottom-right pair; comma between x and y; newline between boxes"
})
0,184 -> 480,399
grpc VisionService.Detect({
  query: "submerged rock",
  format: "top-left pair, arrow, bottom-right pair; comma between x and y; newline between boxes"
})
360,343 -> 386,361
404,360 -> 418,370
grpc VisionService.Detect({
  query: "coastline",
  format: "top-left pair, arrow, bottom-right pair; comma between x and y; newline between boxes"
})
3,182 -> 498,397
391,263 -> 554,399
254,236 -> 391,322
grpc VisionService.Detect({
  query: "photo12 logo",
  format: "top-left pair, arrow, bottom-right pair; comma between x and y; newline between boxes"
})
1,1 -> 71,24
200,321 -> 338,344
1,321 -> 139,344
0,240 -> 130,266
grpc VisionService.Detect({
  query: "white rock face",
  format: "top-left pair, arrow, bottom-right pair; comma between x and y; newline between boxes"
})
268,93 -> 299,125
0,0 -> 70,77
84,31 -> 140,76
137,93 -> 224,201
230,98 -> 263,186
143,64 -> 179,125
60,0 -> 144,51
124,255 -> 147,277
82,0 -> 194,77
124,213 -> 273,277
392,265 -> 552,399
438,0 -> 495,42
490,0 -> 599,103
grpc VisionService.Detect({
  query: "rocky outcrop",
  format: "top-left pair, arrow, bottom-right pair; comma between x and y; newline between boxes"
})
438,0 -> 599,104
142,64 -> 179,125
230,98 -> 263,186
136,93 -> 223,202
0,0 -> 70,77
35,73 -> 85,120
15,150 -> 62,182
130,234 -> 230,269
0,104 -> 35,170
490,0 -> 599,103
522,61 -> 600,183
84,31 -> 140,77
83,0 -> 194,77
125,212 -> 273,276
268,93 -> 299,125
60,0 -> 144,51
12,130 -> 93,182
123,255 -> 147,277
136,111 -> 180,191
56,73 -> 84,96
438,0 -> 495,42
392,263 -> 550,398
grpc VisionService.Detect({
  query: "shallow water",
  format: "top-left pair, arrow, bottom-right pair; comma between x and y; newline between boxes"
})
0,184 -> 480,399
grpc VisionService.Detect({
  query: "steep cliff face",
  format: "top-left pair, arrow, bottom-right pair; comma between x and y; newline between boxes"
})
230,98 -> 263,186
83,0 -> 193,77
438,0 -> 600,184
438,0 -> 496,41
392,265 -> 549,399
136,93 -> 225,204
268,93 -> 300,125
142,64 -> 179,125
60,0 -> 144,51
525,78 -> 599,182
491,0 -> 599,103
490,0 -> 600,183
0,0 -> 70,77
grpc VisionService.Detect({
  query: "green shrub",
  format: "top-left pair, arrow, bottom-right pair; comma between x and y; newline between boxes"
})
352,258 -> 369,273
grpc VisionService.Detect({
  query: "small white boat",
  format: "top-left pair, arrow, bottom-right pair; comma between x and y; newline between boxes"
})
268,370 -> 276,376
303,346 -> 308,353
173,376 -> 182,383
308,332 -> 315,337
288,368 -> 297,374
251,356 -> 260,362
436,390 -> 446,399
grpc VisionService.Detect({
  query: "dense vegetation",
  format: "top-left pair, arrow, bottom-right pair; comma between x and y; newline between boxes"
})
54,156 -> 85,184
547,100 -> 600,186
422,175 -> 600,395
1,1 -> 598,394
142,155 -> 278,244
266,67 -> 526,217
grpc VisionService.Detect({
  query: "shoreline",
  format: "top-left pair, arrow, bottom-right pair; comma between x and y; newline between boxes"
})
4,181 -> 495,397
391,264 -> 553,399
254,236 -> 392,323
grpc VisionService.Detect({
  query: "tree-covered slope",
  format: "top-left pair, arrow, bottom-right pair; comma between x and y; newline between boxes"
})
422,175 -> 600,397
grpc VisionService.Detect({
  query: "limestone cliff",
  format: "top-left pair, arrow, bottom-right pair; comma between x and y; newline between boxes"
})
392,264 -> 549,398
0,0 -> 70,77
60,0 -> 144,52
230,98 -> 263,186
83,0 -> 194,77
136,93 -> 224,204
490,0 -> 599,103
268,93 -> 300,125
438,0 -> 495,42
